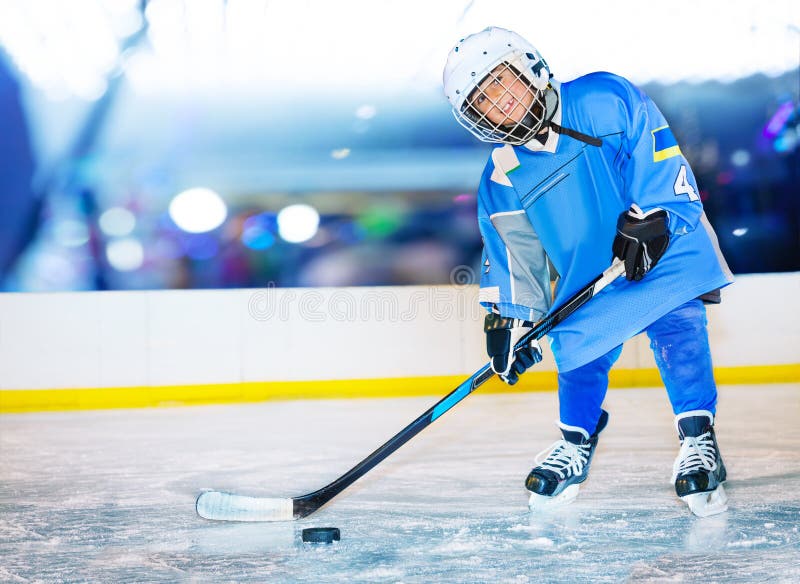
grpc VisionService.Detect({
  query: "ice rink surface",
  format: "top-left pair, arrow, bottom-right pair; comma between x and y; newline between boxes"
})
1,383 -> 798,583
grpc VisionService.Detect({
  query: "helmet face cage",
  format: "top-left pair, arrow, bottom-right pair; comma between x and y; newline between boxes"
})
455,58 -> 548,146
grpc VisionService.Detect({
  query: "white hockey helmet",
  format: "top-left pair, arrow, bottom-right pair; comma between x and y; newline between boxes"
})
443,27 -> 553,145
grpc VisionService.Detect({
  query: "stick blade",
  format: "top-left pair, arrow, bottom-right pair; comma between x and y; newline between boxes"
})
196,490 -> 295,522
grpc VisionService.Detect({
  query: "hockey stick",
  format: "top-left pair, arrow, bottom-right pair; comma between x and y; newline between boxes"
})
196,259 -> 625,522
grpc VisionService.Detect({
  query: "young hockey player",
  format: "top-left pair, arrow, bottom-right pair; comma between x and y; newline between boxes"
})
442,27 -> 734,517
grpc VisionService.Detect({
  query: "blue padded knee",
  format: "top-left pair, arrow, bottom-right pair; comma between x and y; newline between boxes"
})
558,345 -> 622,435
646,299 -> 717,415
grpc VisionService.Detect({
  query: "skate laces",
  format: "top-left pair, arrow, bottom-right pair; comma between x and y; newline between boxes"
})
671,432 -> 717,481
534,439 -> 590,479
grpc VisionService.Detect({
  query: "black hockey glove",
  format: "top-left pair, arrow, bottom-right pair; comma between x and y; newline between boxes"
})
484,313 -> 543,386
612,204 -> 670,281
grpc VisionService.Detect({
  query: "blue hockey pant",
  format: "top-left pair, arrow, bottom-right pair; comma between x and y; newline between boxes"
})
557,299 -> 718,435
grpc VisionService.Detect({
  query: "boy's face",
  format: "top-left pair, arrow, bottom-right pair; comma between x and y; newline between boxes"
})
468,63 -> 537,128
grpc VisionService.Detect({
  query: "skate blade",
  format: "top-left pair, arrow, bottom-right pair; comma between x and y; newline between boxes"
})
528,484 -> 580,511
682,484 -> 728,518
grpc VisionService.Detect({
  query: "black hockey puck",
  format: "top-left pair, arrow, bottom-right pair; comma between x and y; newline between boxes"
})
301,527 -> 340,543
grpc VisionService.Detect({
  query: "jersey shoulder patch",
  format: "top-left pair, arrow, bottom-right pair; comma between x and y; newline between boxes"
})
489,145 -> 520,186
652,125 -> 682,162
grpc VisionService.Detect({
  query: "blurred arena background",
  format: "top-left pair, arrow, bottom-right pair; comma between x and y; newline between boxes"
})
0,0 -> 798,293
1,4 -> 799,581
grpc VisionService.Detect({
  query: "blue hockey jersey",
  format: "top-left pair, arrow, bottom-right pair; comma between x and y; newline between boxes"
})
477,72 -> 733,372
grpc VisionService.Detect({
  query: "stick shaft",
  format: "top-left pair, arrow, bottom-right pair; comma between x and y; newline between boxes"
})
291,260 -> 624,518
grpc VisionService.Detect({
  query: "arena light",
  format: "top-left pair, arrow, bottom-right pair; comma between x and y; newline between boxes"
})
0,0 -> 139,100
168,187 -> 228,233
241,213 -> 277,250
106,237 -> 144,271
277,204 -> 320,244
730,150 -> 750,167
99,207 -> 136,237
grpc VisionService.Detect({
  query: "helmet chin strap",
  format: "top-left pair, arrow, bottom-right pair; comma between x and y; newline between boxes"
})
539,85 -> 603,147
550,122 -> 602,147
498,81 -> 604,147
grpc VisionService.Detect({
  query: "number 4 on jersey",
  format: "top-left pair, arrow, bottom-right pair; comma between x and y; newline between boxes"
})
673,165 -> 699,201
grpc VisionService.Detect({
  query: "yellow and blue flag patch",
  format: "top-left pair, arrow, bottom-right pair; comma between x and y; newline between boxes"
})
652,125 -> 682,162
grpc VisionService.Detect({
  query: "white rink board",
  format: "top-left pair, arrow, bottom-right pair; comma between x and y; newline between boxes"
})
0,273 -> 797,390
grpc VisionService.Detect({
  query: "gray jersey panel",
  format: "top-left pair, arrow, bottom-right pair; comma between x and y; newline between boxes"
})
490,212 -> 552,321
